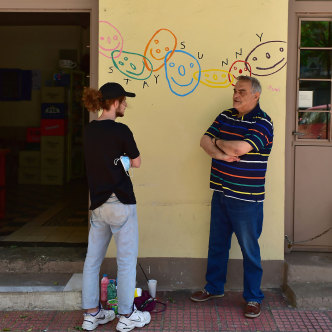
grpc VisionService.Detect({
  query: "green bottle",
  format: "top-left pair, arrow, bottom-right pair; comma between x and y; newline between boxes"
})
107,279 -> 117,300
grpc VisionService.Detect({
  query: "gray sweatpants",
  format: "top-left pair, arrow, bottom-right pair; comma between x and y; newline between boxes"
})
82,195 -> 138,315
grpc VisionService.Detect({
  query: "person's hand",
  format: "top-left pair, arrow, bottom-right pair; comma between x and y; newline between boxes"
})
215,150 -> 240,162
222,154 -> 240,162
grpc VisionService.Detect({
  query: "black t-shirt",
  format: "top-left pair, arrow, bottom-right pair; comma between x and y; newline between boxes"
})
83,120 -> 140,209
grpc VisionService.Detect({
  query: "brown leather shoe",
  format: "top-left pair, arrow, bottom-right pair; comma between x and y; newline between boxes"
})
244,301 -> 261,318
190,289 -> 224,302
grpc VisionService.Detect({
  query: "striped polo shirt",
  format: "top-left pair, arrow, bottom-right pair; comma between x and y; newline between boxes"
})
204,104 -> 273,202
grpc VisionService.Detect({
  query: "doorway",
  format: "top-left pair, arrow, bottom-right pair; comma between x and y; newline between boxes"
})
286,1 -> 332,252
0,11 -> 94,246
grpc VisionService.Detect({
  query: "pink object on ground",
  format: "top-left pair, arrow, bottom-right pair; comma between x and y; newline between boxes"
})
100,274 -> 109,302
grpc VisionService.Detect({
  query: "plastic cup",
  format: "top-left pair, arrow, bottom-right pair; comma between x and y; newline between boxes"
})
134,288 -> 142,298
148,279 -> 157,298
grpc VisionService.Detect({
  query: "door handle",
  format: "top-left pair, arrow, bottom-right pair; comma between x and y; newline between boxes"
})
292,131 -> 305,136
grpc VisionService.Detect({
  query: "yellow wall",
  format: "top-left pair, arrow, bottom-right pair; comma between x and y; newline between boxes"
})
99,0 -> 288,260
0,26 -> 84,127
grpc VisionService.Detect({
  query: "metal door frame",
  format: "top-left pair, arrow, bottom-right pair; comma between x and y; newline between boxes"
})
286,0 -> 332,252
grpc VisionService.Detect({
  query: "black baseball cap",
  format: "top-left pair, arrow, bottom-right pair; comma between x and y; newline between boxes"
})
99,82 -> 135,100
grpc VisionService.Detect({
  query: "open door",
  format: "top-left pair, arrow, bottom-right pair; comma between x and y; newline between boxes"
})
0,0 -> 98,246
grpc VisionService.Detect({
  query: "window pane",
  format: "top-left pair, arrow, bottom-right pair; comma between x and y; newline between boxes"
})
298,112 -> 330,139
301,21 -> 332,47
300,50 -> 332,78
299,81 -> 331,110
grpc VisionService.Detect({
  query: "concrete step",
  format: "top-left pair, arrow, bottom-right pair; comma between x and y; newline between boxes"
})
285,252 -> 332,283
0,246 -> 86,273
284,282 -> 332,310
284,252 -> 332,309
0,273 -> 82,310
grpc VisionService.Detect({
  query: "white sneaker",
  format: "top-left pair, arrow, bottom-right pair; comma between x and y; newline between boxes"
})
116,309 -> 151,332
82,308 -> 115,331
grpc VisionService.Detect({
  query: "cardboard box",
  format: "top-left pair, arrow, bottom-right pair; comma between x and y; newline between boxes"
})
18,167 -> 40,184
41,119 -> 67,136
19,151 -> 40,168
41,103 -> 67,119
41,136 -> 65,154
41,167 -> 64,185
41,152 -> 64,169
41,87 -> 65,103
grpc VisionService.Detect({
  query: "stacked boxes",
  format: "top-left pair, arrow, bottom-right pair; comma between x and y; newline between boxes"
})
41,87 -> 66,104
18,151 -> 41,184
18,128 -> 40,184
40,87 -> 67,185
40,87 -> 67,135
41,136 -> 65,185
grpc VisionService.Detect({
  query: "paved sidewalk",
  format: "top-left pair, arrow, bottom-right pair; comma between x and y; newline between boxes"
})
0,290 -> 332,332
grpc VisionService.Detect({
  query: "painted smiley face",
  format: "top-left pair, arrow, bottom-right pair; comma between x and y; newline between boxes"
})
245,41 -> 287,76
144,29 -> 177,72
194,69 -> 234,88
228,60 -> 252,86
99,21 -> 124,59
112,50 -> 153,80
165,50 -> 201,97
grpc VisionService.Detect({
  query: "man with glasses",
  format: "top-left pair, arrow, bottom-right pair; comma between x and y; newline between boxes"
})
190,76 -> 274,319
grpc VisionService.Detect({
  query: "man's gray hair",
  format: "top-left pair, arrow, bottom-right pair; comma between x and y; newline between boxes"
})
237,75 -> 262,94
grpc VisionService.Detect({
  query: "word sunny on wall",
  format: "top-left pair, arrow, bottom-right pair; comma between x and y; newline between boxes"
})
99,21 -> 287,97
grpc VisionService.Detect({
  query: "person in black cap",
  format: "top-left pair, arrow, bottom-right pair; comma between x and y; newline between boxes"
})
81,82 -> 151,331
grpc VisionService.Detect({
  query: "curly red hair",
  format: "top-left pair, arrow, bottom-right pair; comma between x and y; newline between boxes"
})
82,87 -> 125,112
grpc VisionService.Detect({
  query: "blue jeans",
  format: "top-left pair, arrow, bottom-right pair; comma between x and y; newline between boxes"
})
205,191 -> 264,303
82,195 -> 138,314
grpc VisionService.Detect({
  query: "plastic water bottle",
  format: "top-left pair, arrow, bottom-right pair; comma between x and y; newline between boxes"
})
107,279 -> 117,300
101,274 -> 109,302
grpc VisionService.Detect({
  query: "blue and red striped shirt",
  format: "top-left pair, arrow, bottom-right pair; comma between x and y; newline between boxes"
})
205,104 -> 273,202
